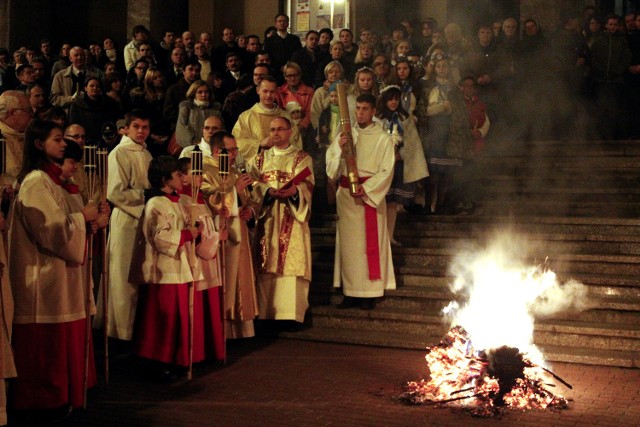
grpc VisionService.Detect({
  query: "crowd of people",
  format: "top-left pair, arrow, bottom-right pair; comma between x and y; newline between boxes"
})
0,6 -> 639,423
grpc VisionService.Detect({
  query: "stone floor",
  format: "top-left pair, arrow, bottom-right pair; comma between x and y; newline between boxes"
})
9,334 -> 637,426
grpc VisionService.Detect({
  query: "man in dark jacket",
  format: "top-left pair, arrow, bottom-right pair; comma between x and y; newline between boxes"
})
590,14 -> 632,139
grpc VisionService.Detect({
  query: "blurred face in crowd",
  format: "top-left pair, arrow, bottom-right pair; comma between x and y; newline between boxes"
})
605,18 -> 619,34
392,29 -> 405,42
319,32 -> 331,46
360,30 -> 372,43
256,53 -> 270,65
396,62 -> 410,81
223,28 -> 235,44
182,31 -> 195,49
41,128 -> 66,163
386,95 -> 400,112
199,32 -> 212,49
183,64 -> 200,83
355,101 -> 375,127
138,43 -> 152,59
359,44 -> 373,60
171,48 -> 186,67
492,21 -> 502,37
125,118 -> 150,144
70,47 -> 86,69
459,78 -> 477,98
284,66 -> 301,87
29,85 -> 46,110
357,71 -> 374,92
524,20 -> 538,36
103,38 -> 114,50
503,20 -> 517,37
61,44 -> 71,58
305,32 -> 319,50
61,157 -> 79,180
134,30 -> 149,43
330,42 -> 344,59
32,61 -> 45,80
194,42 -> 206,59
396,41 -> 410,57
134,62 -> 148,79
258,80 -> 277,108
275,15 -> 289,32
269,117 -> 292,149
339,30 -> 353,46
4,92 -> 33,132
164,32 -> 175,46
373,55 -> 390,79
589,18 -> 601,33
326,64 -> 342,83
40,41 -> 51,56
174,37 -> 184,49
236,35 -> 246,48
85,78 -> 102,98
246,37 -> 260,53
431,31 -> 444,44
478,27 -> 492,46
253,65 -> 269,86
194,84 -> 209,102
18,67 -> 35,85
64,124 -> 87,147
226,54 -> 241,72
422,22 -> 433,37
104,63 -> 116,75
434,59 -> 450,79
625,14 -> 637,31
202,116 -> 223,143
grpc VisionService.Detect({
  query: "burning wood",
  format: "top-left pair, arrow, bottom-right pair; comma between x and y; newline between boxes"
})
400,327 -> 570,417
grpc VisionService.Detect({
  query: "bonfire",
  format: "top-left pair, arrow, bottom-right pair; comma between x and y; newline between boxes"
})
400,327 -> 570,417
400,235 -> 586,417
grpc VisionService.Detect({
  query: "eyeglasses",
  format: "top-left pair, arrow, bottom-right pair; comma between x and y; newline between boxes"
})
285,73 -> 300,78
65,134 -> 86,140
270,127 -> 291,132
226,147 -> 238,152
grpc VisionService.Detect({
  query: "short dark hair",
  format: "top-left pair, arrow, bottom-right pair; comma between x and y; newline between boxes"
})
356,93 -> 377,108
305,30 -> 319,39
319,28 -> 334,40
211,130 -> 234,149
132,25 -> 150,37
148,155 -> 180,189
125,109 -> 150,126
63,138 -> 84,161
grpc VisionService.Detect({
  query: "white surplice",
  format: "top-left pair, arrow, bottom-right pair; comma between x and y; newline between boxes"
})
326,121 -> 396,297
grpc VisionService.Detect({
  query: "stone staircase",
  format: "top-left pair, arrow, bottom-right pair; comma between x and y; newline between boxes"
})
282,139 -> 640,368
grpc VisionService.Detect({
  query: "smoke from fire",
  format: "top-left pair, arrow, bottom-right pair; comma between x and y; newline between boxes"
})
443,232 -> 588,364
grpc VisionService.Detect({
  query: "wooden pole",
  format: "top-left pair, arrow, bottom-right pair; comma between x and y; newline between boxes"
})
97,148 -> 109,385
218,149 -> 229,364
83,145 -> 97,409
187,147 -> 203,380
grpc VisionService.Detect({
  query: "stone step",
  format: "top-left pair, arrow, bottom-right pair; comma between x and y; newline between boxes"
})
281,326 -> 640,368
306,305 -> 640,352
311,215 -> 640,237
